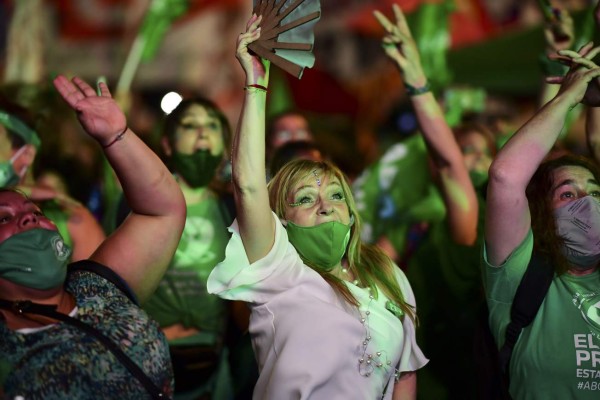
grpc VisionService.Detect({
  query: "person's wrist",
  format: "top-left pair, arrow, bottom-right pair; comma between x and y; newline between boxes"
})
244,84 -> 268,93
102,126 -> 128,149
404,80 -> 431,96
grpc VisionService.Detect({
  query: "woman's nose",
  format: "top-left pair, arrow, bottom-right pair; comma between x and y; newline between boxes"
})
19,212 -> 39,227
318,201 -> 334,215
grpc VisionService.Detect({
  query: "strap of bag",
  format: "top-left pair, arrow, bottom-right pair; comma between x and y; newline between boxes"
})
0,299 -> 169,399
498,251 -> 554,375
68,260 -> 138,305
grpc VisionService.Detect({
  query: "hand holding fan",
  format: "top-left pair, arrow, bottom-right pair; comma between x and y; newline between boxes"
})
249,0 -> 321,79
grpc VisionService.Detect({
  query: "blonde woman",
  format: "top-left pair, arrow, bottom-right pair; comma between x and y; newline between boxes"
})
207,14 -> 427,400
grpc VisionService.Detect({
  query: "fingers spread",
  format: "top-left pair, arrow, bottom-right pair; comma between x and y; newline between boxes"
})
545,76 -> 564,84
393,4 -> 410,37
373,10 -> 393,32
584,46 -> 600,61
72,77 -> 96,98
98,82 -> 112,98
578,41 -> 594,54
53,75 -> 82,107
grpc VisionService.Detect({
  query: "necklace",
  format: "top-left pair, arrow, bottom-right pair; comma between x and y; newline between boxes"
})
343,268 -> 400,382
357,287 -> 392,377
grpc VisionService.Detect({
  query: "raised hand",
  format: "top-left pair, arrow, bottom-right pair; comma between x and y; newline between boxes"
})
373,3 -> 427,88
53,75 -> 127,147
551,44 -> 600,107
236,14 -> 270,86
547,43 -> 600,107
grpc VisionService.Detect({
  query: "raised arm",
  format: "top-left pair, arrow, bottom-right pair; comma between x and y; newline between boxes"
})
587,105 -> 600,162
53,75 -> 186,302
374,4 -> 478,246
585,5 -> 600,162
232,14 -> 276,263
485,45 -> 600,266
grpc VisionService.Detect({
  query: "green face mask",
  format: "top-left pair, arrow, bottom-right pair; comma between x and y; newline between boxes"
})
0,228 -> 71,290
171,149 -> 222,188
285,219 -> 352,271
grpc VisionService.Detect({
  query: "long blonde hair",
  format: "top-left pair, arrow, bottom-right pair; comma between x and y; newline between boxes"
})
268,159 -> 416,323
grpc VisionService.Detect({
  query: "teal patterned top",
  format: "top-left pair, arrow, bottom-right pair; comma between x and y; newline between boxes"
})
0,267 -> 174,399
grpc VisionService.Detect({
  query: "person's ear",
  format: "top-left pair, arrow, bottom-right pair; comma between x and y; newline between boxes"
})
12,144 -> 36,169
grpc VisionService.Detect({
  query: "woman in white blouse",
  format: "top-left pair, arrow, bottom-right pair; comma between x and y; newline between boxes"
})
207,13 -> 428,400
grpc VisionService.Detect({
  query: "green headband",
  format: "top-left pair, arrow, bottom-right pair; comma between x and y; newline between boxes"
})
0,111 -> 41,149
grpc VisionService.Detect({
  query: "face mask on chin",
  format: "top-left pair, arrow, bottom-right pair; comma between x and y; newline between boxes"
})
0,228 -> 71,290
171,149 -> 223,188
284,216 -> 354,272
554,195 -> 600,271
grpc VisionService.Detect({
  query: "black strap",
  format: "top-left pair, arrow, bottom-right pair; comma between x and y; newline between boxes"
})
498,251 -> 554,375
0,300 -> 169,399
68,260 -> 138,305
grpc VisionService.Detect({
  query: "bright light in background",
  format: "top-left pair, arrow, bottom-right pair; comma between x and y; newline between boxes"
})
161,91 -> 183,114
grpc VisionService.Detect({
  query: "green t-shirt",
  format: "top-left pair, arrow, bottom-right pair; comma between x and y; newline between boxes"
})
352,135 -> 444,254
483,231 -> 600,399
144,196 -> 231,341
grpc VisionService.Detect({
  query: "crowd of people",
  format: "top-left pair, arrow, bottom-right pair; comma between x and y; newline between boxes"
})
2,1 -> 600,399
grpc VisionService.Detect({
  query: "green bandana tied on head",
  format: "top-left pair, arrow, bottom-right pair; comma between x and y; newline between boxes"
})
0,111 -> 41,149
285,220 -> 352,271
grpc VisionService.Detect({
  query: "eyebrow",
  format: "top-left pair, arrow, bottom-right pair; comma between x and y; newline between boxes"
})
293,180 -> 341,192
0,199 -> 33,207
552,178 -> 600,193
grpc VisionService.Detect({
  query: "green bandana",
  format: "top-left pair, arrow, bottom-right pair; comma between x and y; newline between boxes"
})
0,160 -> 19,187
0,111 -> 41,148
0,229 -> 71,290
285,220 -> 352,271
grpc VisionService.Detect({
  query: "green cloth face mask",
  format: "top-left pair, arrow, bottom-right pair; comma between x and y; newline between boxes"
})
171,149 -> 222,188
0,228 -> 71,290
285,219 -> 352,271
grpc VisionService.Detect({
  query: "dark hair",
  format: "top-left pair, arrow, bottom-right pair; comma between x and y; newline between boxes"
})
0,95 -> 36,150
526,154 -> 600,274
269,140 -> 324,178
163,97 -> 231,153
453,121 -> 497,158
265,109 -> 311,153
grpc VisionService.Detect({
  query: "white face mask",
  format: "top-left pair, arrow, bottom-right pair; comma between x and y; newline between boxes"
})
554,196 -> 600,270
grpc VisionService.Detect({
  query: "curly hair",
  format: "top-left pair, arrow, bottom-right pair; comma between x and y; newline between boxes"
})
267,159 -> 416,323
526,154 -> 600,275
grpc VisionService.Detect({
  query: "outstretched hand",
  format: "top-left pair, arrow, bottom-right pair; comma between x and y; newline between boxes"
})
236,14 -> 270,86
53,75 -> 127,147
547,43 -> 600,107
373,3 -> 426,87
546,43 -> 600,107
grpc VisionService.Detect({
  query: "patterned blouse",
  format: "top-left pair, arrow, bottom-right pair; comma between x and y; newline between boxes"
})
0,262 -> 174,399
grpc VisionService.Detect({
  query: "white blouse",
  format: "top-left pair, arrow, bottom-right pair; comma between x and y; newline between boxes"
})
208,212 -> 428,399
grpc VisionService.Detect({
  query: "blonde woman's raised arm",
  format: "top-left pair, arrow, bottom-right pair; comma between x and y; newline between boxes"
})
232,14 -> 276,263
